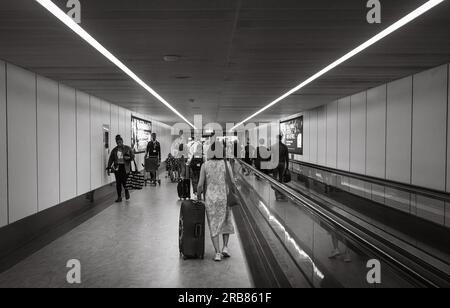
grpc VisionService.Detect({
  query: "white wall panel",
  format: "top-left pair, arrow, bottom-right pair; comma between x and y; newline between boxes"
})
350,92 -> 367,175
59,84 -> 77,202
125,110 -> 131,148
90,97 -> 102,190
366,85 -> 386,178
309,109 -> 318,164
7,64 -> 37,223
412,65 -> 447,191
76,91 -> 91,195
101,100 -> 111,185
326,101 -> 338,168
303,112 -> 310,162
337,97 -> 351,171
119,107 -> 126,141
317,106 -> 326,165
0,61 -> 7,226
386,77 -> 412,184
447,65 -> 450,192
109,104 -> 119,183
37,76 -> 59,211
110,104 -> 119,144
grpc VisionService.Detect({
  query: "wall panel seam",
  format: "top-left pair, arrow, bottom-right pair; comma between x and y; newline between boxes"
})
349,96 -> 352,172
446,64 -> 449,191
410,75 -> 414,185
75,91 -> 78,195
384,84 -> 388,180
58,84 -> 61,203
365,92 -> 368,176
5,63 -> 9,225
35,74 -> 38,212
89,96 -> 92,190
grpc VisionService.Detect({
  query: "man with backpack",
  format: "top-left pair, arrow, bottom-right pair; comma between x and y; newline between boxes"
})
188,134 -> 204,196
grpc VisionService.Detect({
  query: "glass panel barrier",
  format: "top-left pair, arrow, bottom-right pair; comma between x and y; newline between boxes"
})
285,161 -> 450,276
231,159 -> 449,288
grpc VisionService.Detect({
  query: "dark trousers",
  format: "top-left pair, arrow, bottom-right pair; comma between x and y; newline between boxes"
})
272,164 -> 286,200
114,165 -> 129,198
148,156 -> 159,181
191,167 -> 200,194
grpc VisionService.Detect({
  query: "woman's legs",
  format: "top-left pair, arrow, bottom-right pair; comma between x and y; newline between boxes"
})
222,234 -> 231,258
223,234 -> 229,248
211,235 -> 221,254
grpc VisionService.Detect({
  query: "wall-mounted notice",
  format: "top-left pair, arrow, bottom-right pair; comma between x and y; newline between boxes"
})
280,116 -> 303,155
131,116 -> 152,154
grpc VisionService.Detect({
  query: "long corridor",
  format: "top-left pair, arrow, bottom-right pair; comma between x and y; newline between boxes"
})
0,178 -> 252,288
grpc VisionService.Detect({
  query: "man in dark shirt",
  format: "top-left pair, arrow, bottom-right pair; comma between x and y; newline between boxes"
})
107,135 -> 135,202
243,138 -> 255,176
146,133 -> 161,183
272,134 -> 290,201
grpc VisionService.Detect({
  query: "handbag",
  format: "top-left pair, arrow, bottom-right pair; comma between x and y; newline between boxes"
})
283,168 -> 292,183
125,161 -> 145,190
224,160 -> 240,207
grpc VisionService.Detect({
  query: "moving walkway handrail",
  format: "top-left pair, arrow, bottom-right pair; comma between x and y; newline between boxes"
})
235,159 -> 447,288
290,160 -> 450,202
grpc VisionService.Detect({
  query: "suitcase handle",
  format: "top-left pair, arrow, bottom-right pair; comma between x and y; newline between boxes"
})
194,223 -> 202,238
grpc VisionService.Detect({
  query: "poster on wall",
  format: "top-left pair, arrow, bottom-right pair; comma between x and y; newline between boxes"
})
280,116 -> 303,155
131,116 -> 152,154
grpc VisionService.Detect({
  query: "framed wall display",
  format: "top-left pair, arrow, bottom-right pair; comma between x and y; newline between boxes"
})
131,116 -> 152,154
280,116 -> 303,155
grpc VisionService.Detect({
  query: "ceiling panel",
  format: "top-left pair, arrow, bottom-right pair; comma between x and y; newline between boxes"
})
0,0 -> 449,127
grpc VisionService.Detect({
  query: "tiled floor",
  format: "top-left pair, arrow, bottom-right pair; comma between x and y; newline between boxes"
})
0,178 -> 253,288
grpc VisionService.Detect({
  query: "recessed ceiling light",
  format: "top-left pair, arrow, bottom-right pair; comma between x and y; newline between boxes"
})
174,75 -> 191,80
34,0 -> 195,129
163,55 -> 181,62
231,0 -> 445,131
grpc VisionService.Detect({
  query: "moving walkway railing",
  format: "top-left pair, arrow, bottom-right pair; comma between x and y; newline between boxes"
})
288,160 -> 450,229
230,159 -> 450,288
286,160 -> 450,278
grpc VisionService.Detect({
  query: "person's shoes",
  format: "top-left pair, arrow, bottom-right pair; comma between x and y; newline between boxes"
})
222,247 -> 231,258
125,191 -> 130,200
115,198 -> 122,203
214,253 -> 222,262
328,249 -> 341,259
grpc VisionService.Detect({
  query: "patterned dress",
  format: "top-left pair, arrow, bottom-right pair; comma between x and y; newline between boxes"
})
204,160 -> 235,237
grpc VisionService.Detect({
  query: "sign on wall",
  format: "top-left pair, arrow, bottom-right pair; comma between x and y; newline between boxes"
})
131,116 -> 152,154
280,116 -> 303,155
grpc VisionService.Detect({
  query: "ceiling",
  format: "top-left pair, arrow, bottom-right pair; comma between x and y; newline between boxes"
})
0,0 -> 449,126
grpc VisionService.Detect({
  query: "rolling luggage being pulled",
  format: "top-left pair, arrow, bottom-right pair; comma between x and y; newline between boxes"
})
179,199 -> 205,259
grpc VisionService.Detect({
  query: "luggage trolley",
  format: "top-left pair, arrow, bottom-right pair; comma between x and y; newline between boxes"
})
144,156 -> 161,186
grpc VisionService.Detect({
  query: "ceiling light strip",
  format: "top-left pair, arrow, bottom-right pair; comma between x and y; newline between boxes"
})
35,0 -> 195,128
231,0 -> 445,131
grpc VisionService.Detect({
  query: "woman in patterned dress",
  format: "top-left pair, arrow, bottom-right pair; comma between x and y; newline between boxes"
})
197,140 -> 235,261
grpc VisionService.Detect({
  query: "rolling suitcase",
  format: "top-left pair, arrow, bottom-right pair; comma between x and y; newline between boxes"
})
177,178 -> 191,199
179,200 -> 205,259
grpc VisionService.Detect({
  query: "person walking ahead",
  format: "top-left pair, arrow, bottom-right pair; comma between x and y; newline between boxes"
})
272,134 -> 290,201
146,133 -> 161,184
107,135 -> 135,202
197,141 -> 235,262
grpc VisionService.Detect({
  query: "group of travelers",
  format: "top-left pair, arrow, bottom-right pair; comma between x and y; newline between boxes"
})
106,130 -> 290,262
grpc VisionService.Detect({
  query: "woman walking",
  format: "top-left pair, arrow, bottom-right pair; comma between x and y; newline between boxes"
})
197,141 -> 235,262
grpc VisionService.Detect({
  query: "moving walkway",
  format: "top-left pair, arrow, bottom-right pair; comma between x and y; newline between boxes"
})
230,159 -> 450,288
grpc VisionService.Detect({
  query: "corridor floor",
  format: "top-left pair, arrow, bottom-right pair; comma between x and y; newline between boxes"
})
0,177 -> 253,288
